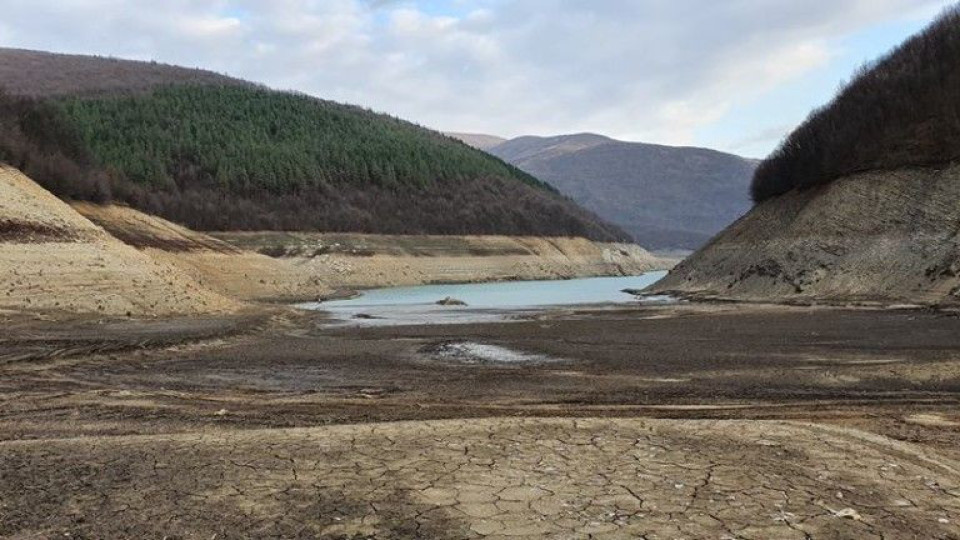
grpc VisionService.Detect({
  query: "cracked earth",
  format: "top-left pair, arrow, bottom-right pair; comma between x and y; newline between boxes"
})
3,305 -> 960,538
2,418 -> 959,539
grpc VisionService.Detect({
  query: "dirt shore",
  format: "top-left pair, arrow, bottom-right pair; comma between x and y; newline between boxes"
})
2,303 -> 960,537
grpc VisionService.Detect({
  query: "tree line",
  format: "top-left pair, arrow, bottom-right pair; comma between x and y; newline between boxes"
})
751,6 -> 960,202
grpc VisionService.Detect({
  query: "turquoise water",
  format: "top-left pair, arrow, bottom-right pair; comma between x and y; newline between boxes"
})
299,271 -> 669,326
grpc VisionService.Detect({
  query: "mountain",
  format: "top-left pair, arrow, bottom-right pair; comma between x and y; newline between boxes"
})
445,132 -> 507,151
651,7 -> 960,305
482,133 -> 755,250
0,49 -> 628,242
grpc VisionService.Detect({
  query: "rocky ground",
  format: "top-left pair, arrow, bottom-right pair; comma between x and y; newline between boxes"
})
2,304 -> 960,538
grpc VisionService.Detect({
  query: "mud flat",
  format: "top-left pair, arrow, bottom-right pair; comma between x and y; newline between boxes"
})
3,418 -> 958,539
2,304 -> 960,537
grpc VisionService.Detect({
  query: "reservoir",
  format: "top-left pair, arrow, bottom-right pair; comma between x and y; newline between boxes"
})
300,271 -> 670,325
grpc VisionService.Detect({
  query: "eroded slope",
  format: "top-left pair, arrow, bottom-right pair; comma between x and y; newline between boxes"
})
215,232 -> 672,290
73,203 -> 332,302
651,165 -> 960,304
0,166 -> 236,317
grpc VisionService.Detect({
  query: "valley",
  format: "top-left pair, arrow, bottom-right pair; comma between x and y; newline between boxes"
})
5,4 -> 960,538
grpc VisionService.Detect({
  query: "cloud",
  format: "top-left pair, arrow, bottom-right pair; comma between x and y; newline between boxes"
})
0,0 -> 952,153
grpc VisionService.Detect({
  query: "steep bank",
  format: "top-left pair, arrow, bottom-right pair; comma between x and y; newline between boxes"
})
73,202 -> 671,300
0,166 -> 236,317
651,165 -> 960,304
72,203 -> 333,302
214,232 -> 673,290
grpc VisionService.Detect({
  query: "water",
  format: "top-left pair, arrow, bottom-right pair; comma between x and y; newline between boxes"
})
299,271 -> 670,326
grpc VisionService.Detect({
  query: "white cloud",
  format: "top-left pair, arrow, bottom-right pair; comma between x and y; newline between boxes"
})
0,0 -> 953,153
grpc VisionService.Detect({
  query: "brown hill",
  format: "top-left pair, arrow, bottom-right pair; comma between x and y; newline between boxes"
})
72,203 -> 332,303
651,166 -> 960,304
445,132 -> 508,151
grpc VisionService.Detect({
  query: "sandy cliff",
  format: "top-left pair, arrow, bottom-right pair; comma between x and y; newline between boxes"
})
75,204 -> 671,302
651,165 -> 960,305
214,232 -> 672,291
0,162 -> 670,317
73,203 -> 333,302
0,166 -> 237,317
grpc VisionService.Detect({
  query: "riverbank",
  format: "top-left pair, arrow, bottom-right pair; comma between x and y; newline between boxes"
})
72,201 -> 673,307
211,231 -> 675,292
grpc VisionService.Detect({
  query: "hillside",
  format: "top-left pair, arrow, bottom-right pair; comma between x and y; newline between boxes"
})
651,7 -> 960,305
71,202 -> 334,302
485,134 -> 755,250
0,165 -> 236,317
0,49 -> 627,242
0,47 -> 248,97
72,201 -> 670,299
751,7 -> 960,202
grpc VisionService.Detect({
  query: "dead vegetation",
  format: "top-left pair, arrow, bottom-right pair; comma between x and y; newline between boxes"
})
752,6 -> 960,202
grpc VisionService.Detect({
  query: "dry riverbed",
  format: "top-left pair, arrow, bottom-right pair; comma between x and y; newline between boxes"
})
2,304 -> 960,538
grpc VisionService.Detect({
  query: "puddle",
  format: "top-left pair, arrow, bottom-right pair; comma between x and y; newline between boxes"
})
423,341 -> 562,365
635,294 -> 681,306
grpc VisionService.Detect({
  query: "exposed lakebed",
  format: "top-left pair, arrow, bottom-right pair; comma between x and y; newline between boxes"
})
299,271 -> 670,326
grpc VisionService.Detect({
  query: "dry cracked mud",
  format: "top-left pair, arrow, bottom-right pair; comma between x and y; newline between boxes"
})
4,305 -> 960,538
3,418 -> 959,539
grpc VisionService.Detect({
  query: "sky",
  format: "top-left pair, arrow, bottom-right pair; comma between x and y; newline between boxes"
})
0,0 -> 955,158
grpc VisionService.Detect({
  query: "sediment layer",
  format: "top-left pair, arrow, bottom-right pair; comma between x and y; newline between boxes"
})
214,231 -> 672,292
651,165 -> 960,304
0,166 -> 237,317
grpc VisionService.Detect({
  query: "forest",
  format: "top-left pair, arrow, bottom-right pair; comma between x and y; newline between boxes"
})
751,6 -> 960,202
0,66 -> 627,241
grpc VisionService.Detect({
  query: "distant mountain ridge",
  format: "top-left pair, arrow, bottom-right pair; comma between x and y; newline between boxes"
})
450,132 -> 756,250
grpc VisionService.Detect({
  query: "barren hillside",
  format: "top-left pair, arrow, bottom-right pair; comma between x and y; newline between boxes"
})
72,203 -> 333,303
0,47 -> 247,97
445,132 -> 507,151
0,166 -> 236,317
